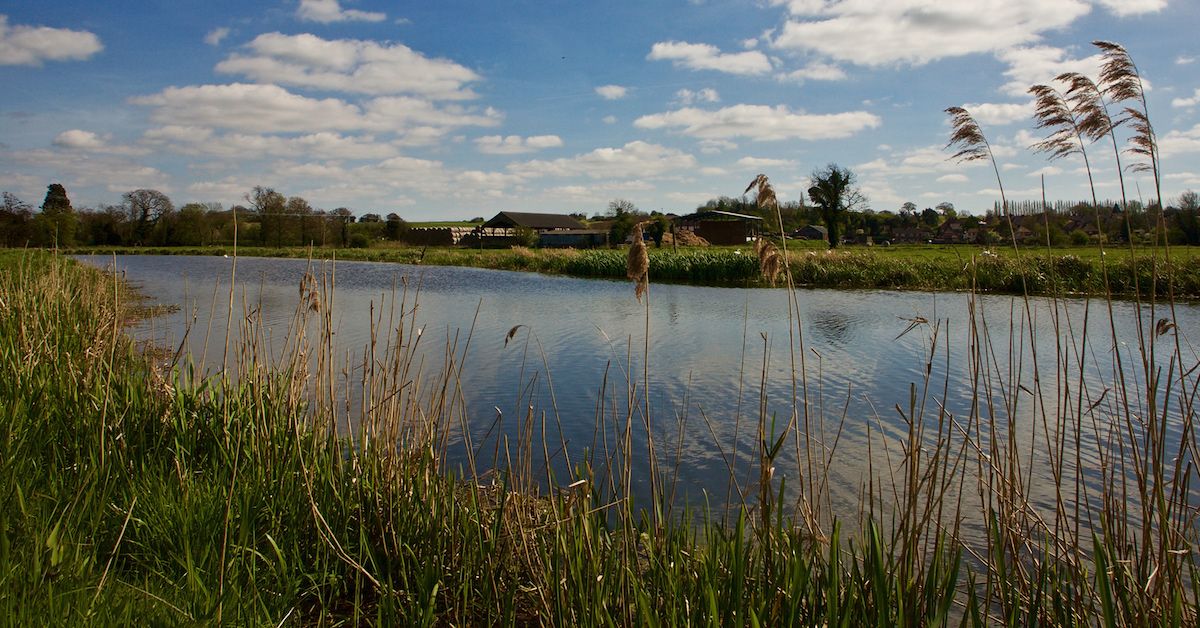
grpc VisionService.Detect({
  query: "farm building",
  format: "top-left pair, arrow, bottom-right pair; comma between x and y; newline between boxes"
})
471,211 -> 592,247
673,210 -> 763,246
793,224 -> 828,241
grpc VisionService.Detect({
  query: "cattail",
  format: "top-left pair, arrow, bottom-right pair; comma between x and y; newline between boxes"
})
626,223 -> 649,302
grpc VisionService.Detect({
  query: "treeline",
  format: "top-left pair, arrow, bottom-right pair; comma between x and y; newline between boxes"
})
694,191 -> 1200,246
0,184 -> 409,249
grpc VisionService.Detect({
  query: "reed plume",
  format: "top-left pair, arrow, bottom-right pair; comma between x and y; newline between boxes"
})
754,237 -> 782,284
1029,83 -> 1101,207
626,223 -> 648,302
1094,40 -> 1159,177
743,174 -> 777,210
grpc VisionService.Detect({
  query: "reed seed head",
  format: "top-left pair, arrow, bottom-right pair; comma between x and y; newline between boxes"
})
944,106 -> 990,163
744,174 -> 778,210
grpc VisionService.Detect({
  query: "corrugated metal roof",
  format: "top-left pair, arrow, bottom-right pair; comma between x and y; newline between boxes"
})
677,210 -> 765,221
483,211 -> 586,230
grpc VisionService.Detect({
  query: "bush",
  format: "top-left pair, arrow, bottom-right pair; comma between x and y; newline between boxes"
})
349,233 -> 371,248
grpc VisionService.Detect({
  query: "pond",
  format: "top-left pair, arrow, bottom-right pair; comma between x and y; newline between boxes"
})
77,254 -> 1200,538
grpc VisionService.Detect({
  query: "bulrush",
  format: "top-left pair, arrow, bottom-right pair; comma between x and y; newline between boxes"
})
626,222 -> 648,302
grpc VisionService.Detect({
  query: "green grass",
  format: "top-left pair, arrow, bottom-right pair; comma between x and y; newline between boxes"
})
11,245 -> 1200,625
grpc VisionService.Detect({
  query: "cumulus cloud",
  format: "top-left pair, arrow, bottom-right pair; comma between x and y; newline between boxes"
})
1159,124 -> 1200,159
674,88 -> 720,105
297,0 -> 386,23
5,148 -> 169,191
958,101 -> 1036,125
1092,0 -> 1166,17
474,135 -> 563,154
778,61 -> 846,84
937,174 -> 969,183
507,141 -> 696,180
595,85 -> 628,100
633,104 -> 881,141
217,32 -> 480,99
736,156 -> 797,170
140,126 -> 400,160
205,28 -> 230,46
53,130 -> 107,150
648,41 -> 772,75
131,83 -> 501,136
771,0 -> 1092,66
1173,89 -> 1200,108
0,15 -> 102,66
995,46 -> 1105,97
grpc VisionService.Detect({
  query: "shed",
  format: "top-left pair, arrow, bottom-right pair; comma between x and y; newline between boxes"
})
482,211 -> 586,231
674,210 -> 763,246
793,224 -> 828,241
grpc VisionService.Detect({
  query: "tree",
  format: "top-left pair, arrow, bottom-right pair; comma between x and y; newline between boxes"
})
330,207 -> 354,247
123,189 -> 174,245
0,192 -> 32,247
247,187 -> 287,246
936,202 -> 957,221
606,198 -> 644,245
286,196 -> 314,246
40,183 -> 76,247
806,164 -> 866,249
385,213 -> 408,241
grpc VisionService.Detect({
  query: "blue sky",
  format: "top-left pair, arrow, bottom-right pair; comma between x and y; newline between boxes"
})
1,0 -> 1197,220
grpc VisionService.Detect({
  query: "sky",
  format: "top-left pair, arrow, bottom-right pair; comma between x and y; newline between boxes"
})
0,0 -> 1198,220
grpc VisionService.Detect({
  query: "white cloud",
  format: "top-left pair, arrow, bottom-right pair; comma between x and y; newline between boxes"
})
995,46 -> 1104,97
595,85 -> 628,100
296,0 -> 386,23
1092,0 -> 1166,17
736,156 -> 797,170
131,84 -> 501,136
53,130 -> 107,150
699,139 -> 738,152
674,88 -> 720,105
474,135 -> 563,154
959,101 -> 1036,125
937,174 -> 969,183
5,148 -> 170,191
140,126 -> 400,159
778,60 -> 846,84
1159,124 -> 1200,159
602,115 -> 617,124
216,32 -> 480,99
205,28 -> 230,46
648,41 -> 772,75
771,0 -> 1091,67
1178,56 -> 1196,65
507,141 -> 696,180
0,15 -> 102,66
1029,166 -> 1064,177
633,104 -> 881,141
1172,89 -> 1200,108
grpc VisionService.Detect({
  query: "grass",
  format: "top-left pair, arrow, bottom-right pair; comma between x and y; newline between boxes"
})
10,231 -> 1200,625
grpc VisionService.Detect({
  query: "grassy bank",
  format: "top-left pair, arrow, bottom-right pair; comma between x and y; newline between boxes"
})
65,241 -> 1200,298
6,249 -> 1199,625
0,251 -> 966,625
